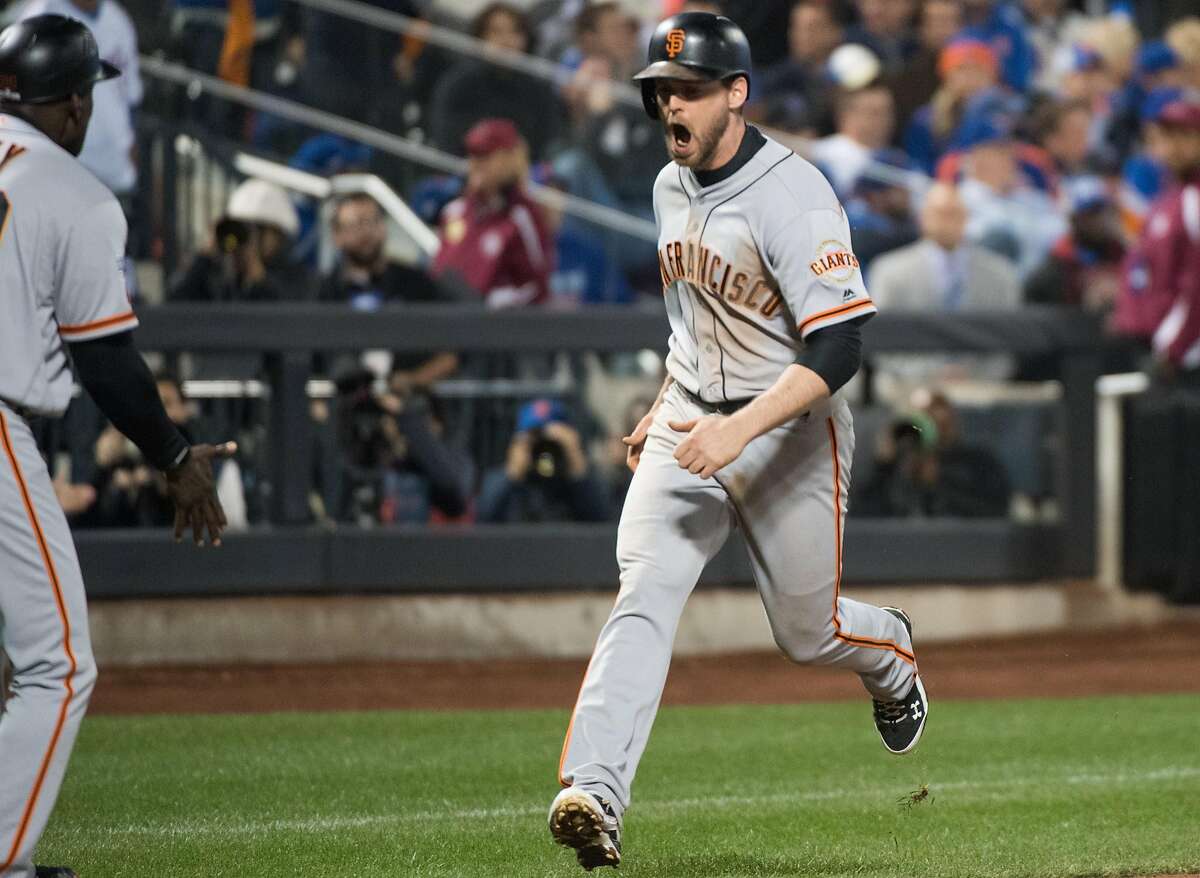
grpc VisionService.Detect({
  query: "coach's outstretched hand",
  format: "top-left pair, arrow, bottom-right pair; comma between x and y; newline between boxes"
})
166,442 -> 239,547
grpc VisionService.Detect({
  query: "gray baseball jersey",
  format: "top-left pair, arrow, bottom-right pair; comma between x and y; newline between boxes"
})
557,128 -> 916,820
0,115 -> 136,417
1,113 -> 121,877
653,133 -> 875,403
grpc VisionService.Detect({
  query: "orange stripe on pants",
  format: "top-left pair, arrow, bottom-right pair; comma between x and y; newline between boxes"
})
826,417 -> 916,667
0,410 -> 79,871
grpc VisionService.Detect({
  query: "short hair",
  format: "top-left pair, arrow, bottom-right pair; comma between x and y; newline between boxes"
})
791,0 -> 837,19
1030,97 -> 1091,145
331,192 -> 383,229
576,2 -> 623,38
471,2 -> 532,44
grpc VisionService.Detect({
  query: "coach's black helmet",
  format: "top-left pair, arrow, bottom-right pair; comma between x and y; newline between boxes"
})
632,12 -> 752,119
0,14 -> 119,105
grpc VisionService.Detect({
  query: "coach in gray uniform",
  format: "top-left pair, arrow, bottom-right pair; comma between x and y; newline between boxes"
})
548,13 -> 929,872
0,16 -> 234,878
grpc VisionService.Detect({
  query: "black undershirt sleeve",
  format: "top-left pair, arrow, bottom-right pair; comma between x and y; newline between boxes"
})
796,317 -> 866,394
68,331 -> 191,472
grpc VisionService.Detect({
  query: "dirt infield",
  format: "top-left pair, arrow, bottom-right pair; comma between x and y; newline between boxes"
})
89,621 -> 1200,715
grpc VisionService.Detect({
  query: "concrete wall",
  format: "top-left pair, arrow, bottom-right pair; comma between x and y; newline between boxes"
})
87,582 -> 1173,666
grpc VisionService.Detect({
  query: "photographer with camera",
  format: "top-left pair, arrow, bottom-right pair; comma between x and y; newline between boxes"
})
169,178 -> 313,302
855,391 -> 1011,518
328,366 -> 472,526
477,399 -> 610,524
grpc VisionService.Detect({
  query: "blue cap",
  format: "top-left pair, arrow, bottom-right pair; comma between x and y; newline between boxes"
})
1063,176 -> 1112,213
952,114 -> 1014,151
1137,41 -> 1180,76
856,148 -> 918,194
517,398 -> 568,433
1142,86 -> 1184,124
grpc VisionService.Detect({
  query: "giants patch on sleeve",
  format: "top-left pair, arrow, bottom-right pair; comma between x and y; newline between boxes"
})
809,240 -> 860,286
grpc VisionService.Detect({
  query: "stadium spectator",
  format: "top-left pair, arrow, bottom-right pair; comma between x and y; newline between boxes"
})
952,117 -> 1066,277
1166,17 -> 1200,92
432,119 -> 553,309
320,192 -> 446,309
1113,97 -> 1200,372
855,392 -> 1012,518
811,82 -> 896,198
846,148 -> 921,274
904,37 -> 1007,174
427,2 -> 563,161
747,0 -> 844,135
168,0 -> 293,136
1021,0 -> 1090,95
296,0 -> 417,126
169,178 -> 311,302
718,0 -> 793,69
331,369 -> 472,525
540,175 -> 635,306
958,0 -> 1037,93
843,0 -> 918,73
888,0 -> 963,134
1024,177 -> 1125,313
870,182 -> 1021,312
78,374 -> 246,529
320,191 -> 460,395
1029,97 -> 1094,181
1120,86 -> 1183,217
477,399 -> 611,524
551,4 -> 658,277
559,1 -> 641,85
1104,41 -> 1186,164
17,0 -> 142,204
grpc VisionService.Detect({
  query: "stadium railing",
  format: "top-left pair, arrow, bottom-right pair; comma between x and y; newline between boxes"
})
73,306 -> 1106,597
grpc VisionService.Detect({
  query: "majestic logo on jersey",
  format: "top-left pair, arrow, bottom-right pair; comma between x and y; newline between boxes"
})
665,29 -> 687,58
658,239 -> 784,319
809,239 -> 860,285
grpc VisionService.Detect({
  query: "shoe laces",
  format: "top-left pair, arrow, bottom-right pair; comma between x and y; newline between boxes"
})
873,698 -> 908,722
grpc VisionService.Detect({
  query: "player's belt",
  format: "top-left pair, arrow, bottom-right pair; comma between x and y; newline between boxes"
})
0,397 -> 39,422
679,385 -> 753,416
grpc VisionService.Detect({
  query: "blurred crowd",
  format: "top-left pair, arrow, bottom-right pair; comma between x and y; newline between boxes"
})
9,0 -> 1200,531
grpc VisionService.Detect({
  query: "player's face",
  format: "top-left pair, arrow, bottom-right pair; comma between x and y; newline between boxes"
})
654,78 -> 744,169
50,90 -> 94,157
334,200 -> 387,265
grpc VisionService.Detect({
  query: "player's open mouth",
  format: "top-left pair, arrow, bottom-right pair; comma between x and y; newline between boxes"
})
670,123 -> 693,151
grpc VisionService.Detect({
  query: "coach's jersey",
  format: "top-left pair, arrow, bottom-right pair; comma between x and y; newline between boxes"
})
0,114 -> 136,416
653,128 -> 875,402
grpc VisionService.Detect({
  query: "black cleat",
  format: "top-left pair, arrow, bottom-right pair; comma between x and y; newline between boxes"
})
549,787 -> 622,871
873,607 -> 928,755
35,868 -> 79,878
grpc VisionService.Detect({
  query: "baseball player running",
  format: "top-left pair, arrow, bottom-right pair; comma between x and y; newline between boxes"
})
549,13 -> 927,871
0,16 -> 235,878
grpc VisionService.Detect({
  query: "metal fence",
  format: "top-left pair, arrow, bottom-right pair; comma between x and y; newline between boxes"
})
71,306 -> 1107,596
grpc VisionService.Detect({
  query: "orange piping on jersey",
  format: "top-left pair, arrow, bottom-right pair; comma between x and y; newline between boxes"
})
57,309 -> 137,337
557,649 -> 600,787
0,191 -> 11,244
0,411 -> 79,872
826,418 -> 916,666
0,145 -> 26,174
798,299 -> 875,335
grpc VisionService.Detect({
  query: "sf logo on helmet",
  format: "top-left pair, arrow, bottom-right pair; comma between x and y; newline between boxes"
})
665,28 -> 686,58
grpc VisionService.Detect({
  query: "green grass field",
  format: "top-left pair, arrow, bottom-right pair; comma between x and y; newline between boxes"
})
38,694 -> 1200,877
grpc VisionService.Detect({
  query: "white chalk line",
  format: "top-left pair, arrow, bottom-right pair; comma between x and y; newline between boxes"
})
64,765 -> 1200,845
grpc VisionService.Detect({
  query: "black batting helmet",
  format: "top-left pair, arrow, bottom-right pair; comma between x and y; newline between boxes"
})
0,14 -> 119,106
632,12 -> 752,120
